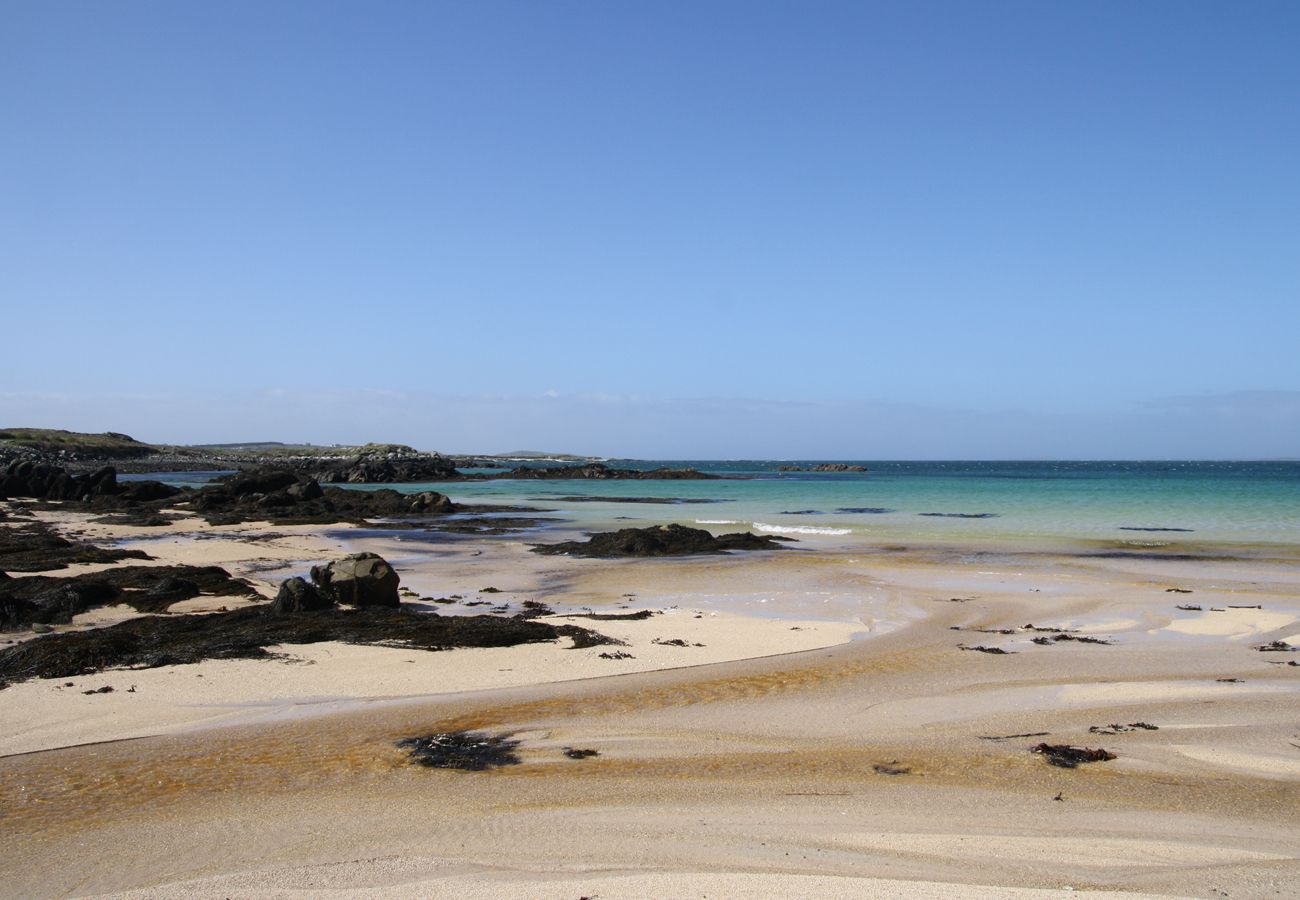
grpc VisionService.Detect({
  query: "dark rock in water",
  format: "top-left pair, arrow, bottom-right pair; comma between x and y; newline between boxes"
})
918,512 -> 999,519
1119,526 -> 1195,533
310,552 -> 400,608
778,464 -> 867,472
190,468 -> 462,526
836,507 -> 895,514
397,731 -> 521,770
409,491 -> 454,513
780,510 -> 824,515
0,605 -> 607,687
219,469 -> 301,497
1032,743 -> 1116,768
0,461 -> 178,504
531,524 -> 788,558
272,577 -> 333,614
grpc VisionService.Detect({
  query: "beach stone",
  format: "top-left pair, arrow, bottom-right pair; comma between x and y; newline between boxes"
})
272,576 -> 334,614
310,552 -> 400,608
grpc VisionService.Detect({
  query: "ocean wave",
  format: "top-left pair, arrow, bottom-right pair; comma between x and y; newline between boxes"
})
695,519 -> 740,525
753,521 -> 852,536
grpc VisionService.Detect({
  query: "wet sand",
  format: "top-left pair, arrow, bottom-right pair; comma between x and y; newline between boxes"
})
1,507 -> 1299,898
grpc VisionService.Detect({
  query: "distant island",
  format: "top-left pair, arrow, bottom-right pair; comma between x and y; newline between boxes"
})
0,428 -> 719,482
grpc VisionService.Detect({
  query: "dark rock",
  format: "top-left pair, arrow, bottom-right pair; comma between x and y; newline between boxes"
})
310,552 -> 400,608
409,491 -> 454,513
531,524 -> 788,558
271,577 -> 334,614
777,464 -> 867,472
286,479 -> 324,502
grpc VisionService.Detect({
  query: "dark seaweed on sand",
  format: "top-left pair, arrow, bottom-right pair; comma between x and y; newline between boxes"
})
1032,743 -> 1116,768
397,731 -> 522,770
0,606 -> 609,688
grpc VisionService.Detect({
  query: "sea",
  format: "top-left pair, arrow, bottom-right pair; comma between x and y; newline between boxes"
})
148,461 -> 1300,548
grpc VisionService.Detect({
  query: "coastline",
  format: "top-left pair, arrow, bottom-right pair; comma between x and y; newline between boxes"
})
2,502 -> 1298,897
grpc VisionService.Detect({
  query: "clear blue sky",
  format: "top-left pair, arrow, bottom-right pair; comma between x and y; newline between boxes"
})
3,1 -> 1298,457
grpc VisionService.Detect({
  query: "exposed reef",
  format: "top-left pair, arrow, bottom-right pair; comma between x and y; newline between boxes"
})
531,524 -> 789,558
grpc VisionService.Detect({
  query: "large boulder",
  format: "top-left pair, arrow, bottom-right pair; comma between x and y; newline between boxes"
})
272,576 -> 334,614
310,553 -> 400,608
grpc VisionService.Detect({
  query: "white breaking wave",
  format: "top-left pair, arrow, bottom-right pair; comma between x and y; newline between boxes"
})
695,519 -> 740,525
753,522 -> 852,536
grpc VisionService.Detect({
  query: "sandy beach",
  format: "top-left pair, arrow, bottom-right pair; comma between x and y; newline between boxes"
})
2,504 -> 1299,898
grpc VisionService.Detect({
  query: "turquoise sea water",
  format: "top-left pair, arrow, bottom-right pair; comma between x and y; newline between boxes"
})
337,461 -> 1300,547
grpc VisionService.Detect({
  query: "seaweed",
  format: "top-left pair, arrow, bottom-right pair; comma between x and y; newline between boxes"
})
565,609 -> 655,621
0,606 -> 607,688
1089,723 -> 1158,735
1,564 -> 256,628
0,519 -> 150,573
1031,633 -> 1111,645
396,731 -> 521,770
563,747 -> 599,759
959,644 -> 1014,654
1032,743 -> 1116,768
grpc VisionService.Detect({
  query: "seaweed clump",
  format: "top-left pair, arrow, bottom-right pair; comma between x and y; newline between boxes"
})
0,606 -> 606,688
1032,743 -> 1117,768
397,731 -> 521,770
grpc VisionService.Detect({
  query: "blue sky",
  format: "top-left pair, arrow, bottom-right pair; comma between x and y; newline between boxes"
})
2,1 -> 1298,457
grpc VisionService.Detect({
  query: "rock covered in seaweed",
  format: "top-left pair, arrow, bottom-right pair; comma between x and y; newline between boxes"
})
531,524 -> 789,558
310,552 -> 400,608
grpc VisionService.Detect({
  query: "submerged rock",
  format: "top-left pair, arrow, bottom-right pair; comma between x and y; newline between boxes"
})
531,524 -> 788,558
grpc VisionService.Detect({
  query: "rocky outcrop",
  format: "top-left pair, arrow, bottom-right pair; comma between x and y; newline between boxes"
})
531,524 -> 789,558
307,448 -> 460,484
499,463 -> 719,480
0,461 -> 180,504
193,468 -> 458,525
777,464 -> 867,472
310,553 -> 400,608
